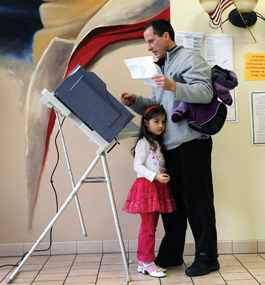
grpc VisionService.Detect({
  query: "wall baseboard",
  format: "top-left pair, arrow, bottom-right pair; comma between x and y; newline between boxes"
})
0,239 -> 265,257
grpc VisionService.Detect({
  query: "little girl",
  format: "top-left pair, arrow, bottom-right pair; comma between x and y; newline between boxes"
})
122,105 -> 177,278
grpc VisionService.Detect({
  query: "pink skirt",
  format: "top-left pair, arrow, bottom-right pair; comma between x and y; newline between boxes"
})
122,177 -> 177,214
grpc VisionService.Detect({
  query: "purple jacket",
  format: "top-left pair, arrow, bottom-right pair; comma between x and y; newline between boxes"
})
171,65 -> 238,135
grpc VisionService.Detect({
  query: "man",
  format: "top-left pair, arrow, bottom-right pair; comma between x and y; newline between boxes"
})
120,19 -> 219,277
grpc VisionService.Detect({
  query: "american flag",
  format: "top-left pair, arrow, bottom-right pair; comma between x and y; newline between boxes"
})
210,0 -> 234,32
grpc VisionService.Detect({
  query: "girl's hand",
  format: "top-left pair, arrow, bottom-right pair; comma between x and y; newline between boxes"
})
151,74 -> 176,93
156,173 -> 170,183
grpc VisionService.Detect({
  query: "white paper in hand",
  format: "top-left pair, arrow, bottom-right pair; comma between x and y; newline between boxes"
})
124,56 -> 158,86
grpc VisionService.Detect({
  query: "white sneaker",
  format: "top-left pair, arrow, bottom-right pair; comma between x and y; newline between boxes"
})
141,262 -> 166,278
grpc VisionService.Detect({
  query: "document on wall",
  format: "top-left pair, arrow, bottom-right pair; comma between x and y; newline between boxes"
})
226,90 -> 237,122
124,56 -> 158,86
245,53 -> 265,81
249,91 -> 265,146
175,31 -> 203,55
205,34 -> 233,70
205,34 -> 237,123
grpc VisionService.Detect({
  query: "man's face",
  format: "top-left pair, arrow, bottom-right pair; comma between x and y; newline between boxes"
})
143,26 -> 167,59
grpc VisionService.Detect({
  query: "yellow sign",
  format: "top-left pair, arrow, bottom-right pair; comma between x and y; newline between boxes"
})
245,53 -> 265,81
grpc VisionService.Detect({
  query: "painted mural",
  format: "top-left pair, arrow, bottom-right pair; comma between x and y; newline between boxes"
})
0,0 -> 43,61
0,0 -> 170,228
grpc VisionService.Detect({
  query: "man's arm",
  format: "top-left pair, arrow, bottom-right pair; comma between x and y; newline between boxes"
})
151,74 -> 176,93
119,92 -> 155,115
120,92 -> 136,106
174,52 -> 213,104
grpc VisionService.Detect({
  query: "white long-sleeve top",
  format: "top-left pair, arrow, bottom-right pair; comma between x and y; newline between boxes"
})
134,137 -> 166,182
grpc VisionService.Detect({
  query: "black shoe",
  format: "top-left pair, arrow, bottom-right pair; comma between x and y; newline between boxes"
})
154,258 -> 183,268
185,260 -> 220,277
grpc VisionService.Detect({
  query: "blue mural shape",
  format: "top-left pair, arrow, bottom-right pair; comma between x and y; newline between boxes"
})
0,0 -> 43,61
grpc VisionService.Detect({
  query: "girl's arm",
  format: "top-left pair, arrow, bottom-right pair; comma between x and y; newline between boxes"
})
133,139 -> 156,182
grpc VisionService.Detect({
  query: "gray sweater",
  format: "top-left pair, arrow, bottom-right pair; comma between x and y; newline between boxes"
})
130,45 -> 213,150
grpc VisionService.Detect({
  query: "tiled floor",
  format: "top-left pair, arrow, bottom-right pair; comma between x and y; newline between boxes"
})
1,253 -> 265,284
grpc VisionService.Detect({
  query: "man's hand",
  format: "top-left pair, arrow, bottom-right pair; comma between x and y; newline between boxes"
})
156,174 -> 170,184
120,92 -> 136,106
151,74 -> 176,93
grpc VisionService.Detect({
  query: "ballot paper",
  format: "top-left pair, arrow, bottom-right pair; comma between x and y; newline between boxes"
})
124,56 -> 158,86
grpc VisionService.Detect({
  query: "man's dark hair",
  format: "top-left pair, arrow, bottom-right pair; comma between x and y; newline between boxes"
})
143,19 -> 175,42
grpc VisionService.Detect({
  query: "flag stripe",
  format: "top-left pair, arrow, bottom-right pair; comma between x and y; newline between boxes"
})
211,0 -> 233,18
210,0 -> 234,32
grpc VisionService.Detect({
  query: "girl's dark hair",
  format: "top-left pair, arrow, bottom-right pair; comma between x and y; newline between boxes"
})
131,105 -> 166,157
143,19 -> 175,42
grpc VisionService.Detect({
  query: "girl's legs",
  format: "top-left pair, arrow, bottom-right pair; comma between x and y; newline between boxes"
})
137,211 -> 159,262
137,211 -> 166,277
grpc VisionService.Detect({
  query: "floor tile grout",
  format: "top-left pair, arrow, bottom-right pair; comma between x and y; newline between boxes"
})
1,253 -> 265,284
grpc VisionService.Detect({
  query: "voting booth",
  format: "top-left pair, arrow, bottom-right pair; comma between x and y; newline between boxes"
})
54,64 -> 134,143
7,65 -> 139,283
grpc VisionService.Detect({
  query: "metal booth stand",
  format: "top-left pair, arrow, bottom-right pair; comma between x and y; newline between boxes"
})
7,65 -> 139,284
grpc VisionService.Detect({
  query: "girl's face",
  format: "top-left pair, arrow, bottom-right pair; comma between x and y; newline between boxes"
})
144,114 -> 166,139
